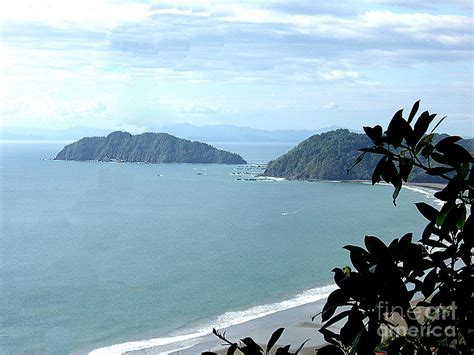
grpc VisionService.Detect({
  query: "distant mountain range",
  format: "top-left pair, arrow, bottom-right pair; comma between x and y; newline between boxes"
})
1,124 -> 346,143
55,131 -> 246,164
159,123 -> 346,142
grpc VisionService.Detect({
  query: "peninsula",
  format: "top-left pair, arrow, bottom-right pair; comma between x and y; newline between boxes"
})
54,131 -> 247,164
263,129 -> 473,182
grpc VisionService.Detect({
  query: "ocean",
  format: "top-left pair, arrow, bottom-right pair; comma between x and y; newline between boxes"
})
0,141 -> 438,354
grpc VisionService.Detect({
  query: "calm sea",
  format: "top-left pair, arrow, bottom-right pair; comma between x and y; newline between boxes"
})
0,141 -> 436,354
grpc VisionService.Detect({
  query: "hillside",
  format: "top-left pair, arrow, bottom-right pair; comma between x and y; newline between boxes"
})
263,129 -> 473,182
54,131 -> 246,164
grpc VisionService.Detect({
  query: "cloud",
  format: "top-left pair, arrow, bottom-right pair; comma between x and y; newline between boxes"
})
0,1 -> 472,133
323,102 -> 340,110
319,70 -> 361,81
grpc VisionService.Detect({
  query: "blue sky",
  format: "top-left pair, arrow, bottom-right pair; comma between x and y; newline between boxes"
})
0,0 -> 472,135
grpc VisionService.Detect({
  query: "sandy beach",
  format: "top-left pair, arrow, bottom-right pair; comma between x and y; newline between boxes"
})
127,298 -> 332,354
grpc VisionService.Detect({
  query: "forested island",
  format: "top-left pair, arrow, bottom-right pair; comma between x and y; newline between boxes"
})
263,129 -> 473,182
54,131 -> 247,164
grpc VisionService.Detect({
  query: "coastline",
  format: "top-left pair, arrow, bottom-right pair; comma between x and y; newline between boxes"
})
87,285 -> 337,355
129,298 -> 331,355
87,180 -> 444,355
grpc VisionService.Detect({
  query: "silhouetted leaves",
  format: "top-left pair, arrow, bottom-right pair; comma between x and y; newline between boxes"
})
209,102 -> 472,355
266,328 -> 284,353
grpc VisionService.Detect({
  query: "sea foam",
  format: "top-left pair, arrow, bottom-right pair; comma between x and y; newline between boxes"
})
89,284 -> 337,355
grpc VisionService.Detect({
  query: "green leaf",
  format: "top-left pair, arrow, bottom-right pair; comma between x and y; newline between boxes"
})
415,133 -> 435,153
266,328 -> 284,353
436,202 -> 454,226
407,100 -> 420,124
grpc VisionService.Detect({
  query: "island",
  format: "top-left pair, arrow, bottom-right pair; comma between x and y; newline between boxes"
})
263,129 -> 473,182
54,131 -> 247,164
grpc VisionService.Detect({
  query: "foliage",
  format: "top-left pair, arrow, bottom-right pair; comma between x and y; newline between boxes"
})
202,328 -> 311,355
54,131 -> 247,164
317,102 -> 473,354
205,102 -> 473,354
263,129 -> 473,183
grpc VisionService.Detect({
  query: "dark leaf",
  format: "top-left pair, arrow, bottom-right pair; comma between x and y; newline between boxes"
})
386,109 -> 411,147
363,125 -> 383,145
347,152 -> 366,173
413,111 -> 436,143
294,339 -> 309,355
386,337 -> 405,355
227,344 -> 238,355
316,344 -> 345,355
349,248 -> 369,272
399,232 -> 412,246
275,344 -> 290,355
266,328 -> 284,353
430,115 -> 446,134
318,328 -> 340,346
422,239 -> 447,248
422,268 -> 437,298
372,156 -> 387,185
399,157 -> 413,182
364,235 -> 389,259
407,100 -> 420,124
240,337 -> 263,353
434,135 -> 463,151
431,152 -> 451,166
437,143 -> 473,164
322,289 -> 349,321
415,133 -> 435,153
320,310 -> 351,331
416,202 -> 439,222
426,167 -> 454,175
392,178 -> 402,206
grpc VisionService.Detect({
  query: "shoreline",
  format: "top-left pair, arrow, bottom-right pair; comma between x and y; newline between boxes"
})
87,181 -> 443,355
87,285 -> 337,355
129,298 -> 331,355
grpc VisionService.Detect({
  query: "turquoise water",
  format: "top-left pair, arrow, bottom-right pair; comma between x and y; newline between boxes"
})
0,142 -> 434,354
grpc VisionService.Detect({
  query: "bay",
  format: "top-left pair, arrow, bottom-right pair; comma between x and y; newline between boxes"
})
0,142 -> 436,353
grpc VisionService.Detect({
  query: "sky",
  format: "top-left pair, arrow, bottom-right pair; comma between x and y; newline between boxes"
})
0,0 -> 473,135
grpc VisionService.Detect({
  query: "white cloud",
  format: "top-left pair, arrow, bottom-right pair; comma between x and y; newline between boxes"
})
319,70 -> 361,81
0,0 -> 151,30
323,102 -> 340,109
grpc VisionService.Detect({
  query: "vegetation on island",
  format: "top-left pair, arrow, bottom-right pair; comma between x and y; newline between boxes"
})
263,129 -> 473,183
54,131 -> 247,164
204,102 -> 473,354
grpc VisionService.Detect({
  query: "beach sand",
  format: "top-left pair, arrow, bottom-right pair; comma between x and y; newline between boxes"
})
128,299 -> 332,354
